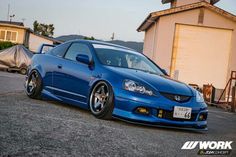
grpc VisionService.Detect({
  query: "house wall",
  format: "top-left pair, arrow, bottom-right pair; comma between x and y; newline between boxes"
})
171,24 -> 232,89
0,25 -> 25,44
143,9 -> 200,73
175,0 -> 211,7
143,7 -> 236,86
203,9 -> 236,82
29,33 -> 53,52
143,22 -> 159,59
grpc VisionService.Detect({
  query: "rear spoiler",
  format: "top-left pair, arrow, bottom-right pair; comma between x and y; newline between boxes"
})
38,44 -> 56,54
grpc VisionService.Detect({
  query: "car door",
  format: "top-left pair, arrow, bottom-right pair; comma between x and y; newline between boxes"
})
52,42 -> 93,106
42,42 -> 71,94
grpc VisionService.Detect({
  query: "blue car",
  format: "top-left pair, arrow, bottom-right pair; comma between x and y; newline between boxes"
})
25,40 -> 208,130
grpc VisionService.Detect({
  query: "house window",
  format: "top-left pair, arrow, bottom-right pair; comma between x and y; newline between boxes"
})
6,31 -> 11,41
0,30 -> 5,40
11,32 -> 17,41
0,30 -> 18,42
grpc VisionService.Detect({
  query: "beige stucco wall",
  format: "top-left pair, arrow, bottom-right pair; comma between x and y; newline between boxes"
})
143,9 -> 200,73
0,25 -> 26,44
29,33 -> 53,52
175,0 -> 211,7
143,7 -> 236,86
203,9 -> 236,80
143,22 -> 159,59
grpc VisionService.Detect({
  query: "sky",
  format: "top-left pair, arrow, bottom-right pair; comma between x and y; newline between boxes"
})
0,0 -> 235,42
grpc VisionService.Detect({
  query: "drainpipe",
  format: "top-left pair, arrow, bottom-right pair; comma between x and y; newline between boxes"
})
151,20 -> 157,61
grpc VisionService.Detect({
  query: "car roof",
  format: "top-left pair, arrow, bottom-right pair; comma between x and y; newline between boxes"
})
66,39 -> 135,52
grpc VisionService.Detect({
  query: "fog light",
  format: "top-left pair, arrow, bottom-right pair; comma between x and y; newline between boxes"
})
136,107 -> 149,115
198,113 -> 207,121
158,110 -> 163,118
199,115 -> 204,121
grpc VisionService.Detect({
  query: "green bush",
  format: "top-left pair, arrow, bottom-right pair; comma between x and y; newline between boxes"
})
0,41 -> 15,50
83,36 -> 95,40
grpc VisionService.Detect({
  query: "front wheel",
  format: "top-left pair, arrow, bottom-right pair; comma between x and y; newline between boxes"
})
25,70 -> 42,99
89,81 -> 114,119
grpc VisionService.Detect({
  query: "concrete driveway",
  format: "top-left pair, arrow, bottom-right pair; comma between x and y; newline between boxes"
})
0,71 -> 235,157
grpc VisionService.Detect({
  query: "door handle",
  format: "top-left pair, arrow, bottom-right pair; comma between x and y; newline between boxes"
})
57,64 -> 62,69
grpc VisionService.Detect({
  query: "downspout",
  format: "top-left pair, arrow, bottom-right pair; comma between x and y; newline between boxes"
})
151,21 -> 157,61
23,29 -> 30,48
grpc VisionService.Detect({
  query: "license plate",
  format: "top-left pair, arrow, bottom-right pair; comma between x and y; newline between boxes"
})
173,106 -> 192,119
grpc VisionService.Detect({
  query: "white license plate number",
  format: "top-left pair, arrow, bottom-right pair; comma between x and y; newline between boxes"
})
173,106 -> 192,119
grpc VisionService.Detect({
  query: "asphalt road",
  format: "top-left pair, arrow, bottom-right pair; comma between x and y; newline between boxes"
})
0,71 -> 236,157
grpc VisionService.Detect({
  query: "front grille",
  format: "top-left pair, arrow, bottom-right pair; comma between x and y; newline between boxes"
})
159,110 -> 197,121
160,92 -> 191,103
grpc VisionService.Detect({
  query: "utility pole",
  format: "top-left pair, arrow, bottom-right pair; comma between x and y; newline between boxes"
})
7,4 -> 10,21
111,32 -> 115,41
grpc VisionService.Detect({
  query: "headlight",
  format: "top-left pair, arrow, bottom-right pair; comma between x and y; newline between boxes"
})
123,80 -> 153,96
196,91 -> 204,103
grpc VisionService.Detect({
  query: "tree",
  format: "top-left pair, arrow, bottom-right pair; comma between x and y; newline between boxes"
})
33,21 -> 55,37
83,36 -> 95,40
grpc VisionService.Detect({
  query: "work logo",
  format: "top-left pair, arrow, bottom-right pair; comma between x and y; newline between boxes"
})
181,141 -> 233,155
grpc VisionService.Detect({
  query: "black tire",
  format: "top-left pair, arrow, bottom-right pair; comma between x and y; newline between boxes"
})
25,70 -> 43,99
7,68 -> 12,73
89,81 -> 114,119
20,68 -> 27,75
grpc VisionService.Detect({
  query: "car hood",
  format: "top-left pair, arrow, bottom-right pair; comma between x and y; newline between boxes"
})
105,66 -> 194,96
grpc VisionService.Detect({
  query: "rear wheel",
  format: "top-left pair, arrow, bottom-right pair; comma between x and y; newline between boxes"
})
20,68 -> 27,75
25,70 -> 42,99
89,81 -> 114,119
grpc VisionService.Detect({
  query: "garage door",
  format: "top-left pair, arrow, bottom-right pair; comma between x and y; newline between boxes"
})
171,24 -> 232,89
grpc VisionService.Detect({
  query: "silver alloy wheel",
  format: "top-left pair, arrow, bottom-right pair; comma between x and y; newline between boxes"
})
90,82 -> 109,114
26,72 -> 37,94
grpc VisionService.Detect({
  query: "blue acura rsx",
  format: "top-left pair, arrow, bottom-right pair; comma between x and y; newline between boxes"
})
25,40 -> 208,130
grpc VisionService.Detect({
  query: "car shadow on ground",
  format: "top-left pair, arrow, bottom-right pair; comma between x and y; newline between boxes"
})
43,99 -> 206,135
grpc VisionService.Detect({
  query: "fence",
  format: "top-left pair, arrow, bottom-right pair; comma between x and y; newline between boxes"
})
217,71 -> 236,112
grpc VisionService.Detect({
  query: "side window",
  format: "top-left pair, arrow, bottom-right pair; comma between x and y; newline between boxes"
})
64,43 -> 91,61
50,42 -> 71,57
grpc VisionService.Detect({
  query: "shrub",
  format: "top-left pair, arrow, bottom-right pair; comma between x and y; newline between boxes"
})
0,41 -> 15,50
83,36 -> 95,40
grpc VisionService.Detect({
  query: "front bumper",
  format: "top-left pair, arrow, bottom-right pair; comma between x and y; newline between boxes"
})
112,88 -> 208,130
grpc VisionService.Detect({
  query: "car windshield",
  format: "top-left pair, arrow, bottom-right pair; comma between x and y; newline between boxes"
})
93,44 -> 164,75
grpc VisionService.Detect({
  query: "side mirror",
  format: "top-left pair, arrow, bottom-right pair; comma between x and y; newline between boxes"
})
161,68 -> 168,76
76,54 -> 90,65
